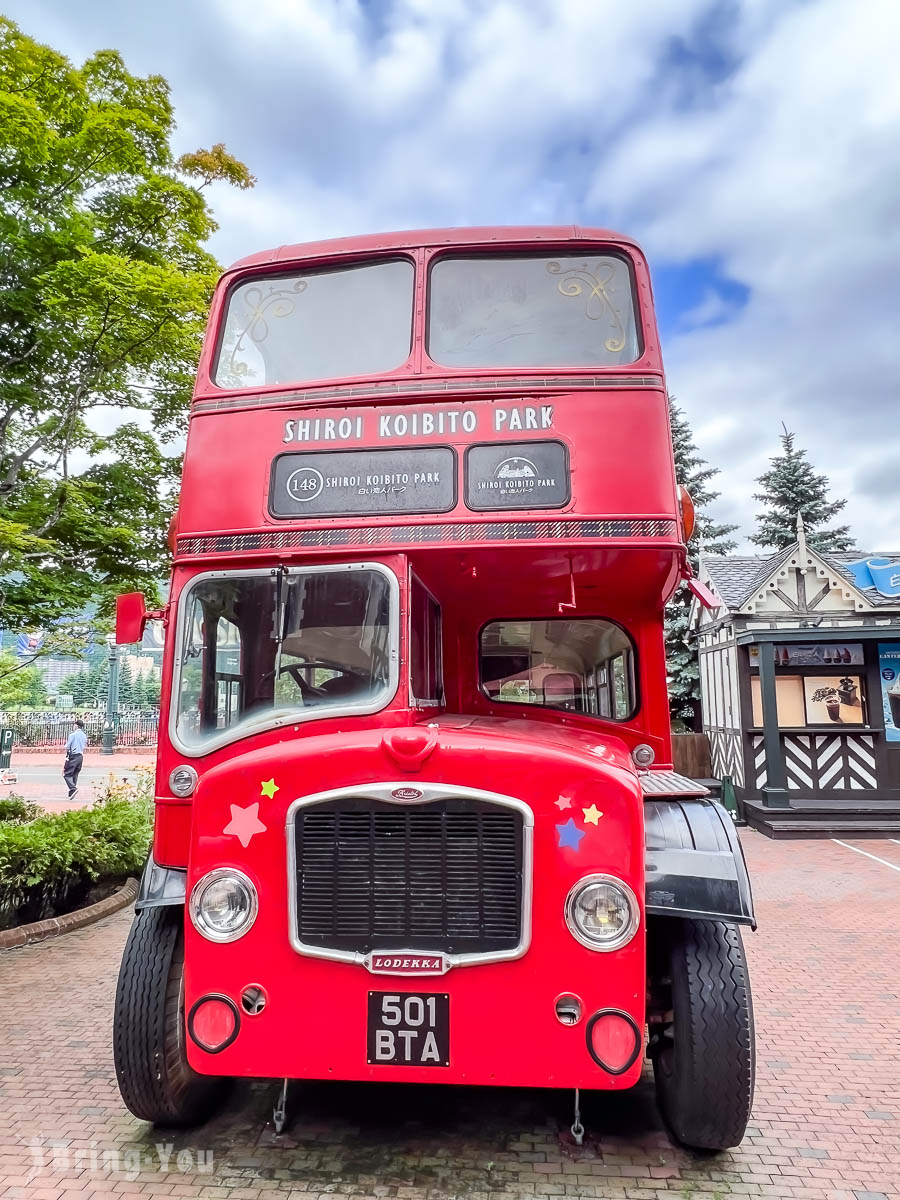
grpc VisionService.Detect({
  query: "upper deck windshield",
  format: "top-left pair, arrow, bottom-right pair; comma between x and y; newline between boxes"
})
428,254 -> 640,367
211,247 -> 642,390
174,565 -> 397,752
214,259 -> 414,388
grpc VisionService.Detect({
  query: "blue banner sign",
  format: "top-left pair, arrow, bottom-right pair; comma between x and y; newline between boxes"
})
878,642 -> 900,742
15,631 -> 44,658
847,558 -> 900,598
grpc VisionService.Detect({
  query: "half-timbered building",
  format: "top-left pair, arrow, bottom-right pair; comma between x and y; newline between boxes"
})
691,516 -> 900,837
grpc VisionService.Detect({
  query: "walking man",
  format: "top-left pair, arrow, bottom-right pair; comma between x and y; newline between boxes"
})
63,718 -> 87,799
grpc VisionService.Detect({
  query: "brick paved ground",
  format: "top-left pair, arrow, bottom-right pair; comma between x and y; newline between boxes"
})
1,831 -> 898,1200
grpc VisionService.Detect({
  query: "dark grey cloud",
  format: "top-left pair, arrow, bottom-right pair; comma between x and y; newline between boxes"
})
855,458 -> 900,502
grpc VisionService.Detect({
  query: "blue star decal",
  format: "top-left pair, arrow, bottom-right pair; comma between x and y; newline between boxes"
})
556,817 -> 586,852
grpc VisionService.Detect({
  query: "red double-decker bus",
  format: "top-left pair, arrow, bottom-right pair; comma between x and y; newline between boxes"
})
113,226 -> 755,1150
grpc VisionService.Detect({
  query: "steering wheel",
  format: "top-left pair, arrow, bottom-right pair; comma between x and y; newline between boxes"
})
280,663 -> 330,702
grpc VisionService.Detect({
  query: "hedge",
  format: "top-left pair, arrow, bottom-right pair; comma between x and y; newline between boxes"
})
0,770 -> 153,930
0,796 -> 40,824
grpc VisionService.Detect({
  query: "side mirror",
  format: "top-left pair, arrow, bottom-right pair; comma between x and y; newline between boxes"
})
116,592 -> 148,645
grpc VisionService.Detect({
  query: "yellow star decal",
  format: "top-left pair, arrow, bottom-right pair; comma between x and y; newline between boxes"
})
582,804 -> 603,825
260,778 -> 279,799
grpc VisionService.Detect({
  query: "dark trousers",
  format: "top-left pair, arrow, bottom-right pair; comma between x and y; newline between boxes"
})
63,752 -> 83,796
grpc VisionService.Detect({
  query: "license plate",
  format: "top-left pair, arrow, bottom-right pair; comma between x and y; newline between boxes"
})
367,991 -> 450,1067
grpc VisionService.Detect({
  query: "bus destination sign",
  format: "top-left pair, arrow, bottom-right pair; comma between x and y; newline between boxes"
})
270,447 -> 456,518
465,441 -> 570,511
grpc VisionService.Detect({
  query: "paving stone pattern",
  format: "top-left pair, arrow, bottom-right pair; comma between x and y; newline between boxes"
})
1,831 -> 898,1199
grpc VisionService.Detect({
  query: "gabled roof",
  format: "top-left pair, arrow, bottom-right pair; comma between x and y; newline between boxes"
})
702,549 -> 791,609
700,546 -> 900,612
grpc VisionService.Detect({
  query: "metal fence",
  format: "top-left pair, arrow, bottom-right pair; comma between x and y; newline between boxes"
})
0,710 -> 160,749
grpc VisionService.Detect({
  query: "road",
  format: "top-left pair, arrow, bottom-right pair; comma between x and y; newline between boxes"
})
1,750 -> 155,810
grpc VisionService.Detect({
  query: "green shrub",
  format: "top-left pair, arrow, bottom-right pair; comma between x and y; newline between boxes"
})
0,768 -> 153,929
0,795 -> 40,823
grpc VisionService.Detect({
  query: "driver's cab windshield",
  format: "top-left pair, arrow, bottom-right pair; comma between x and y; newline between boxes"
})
174,566 -> 397,751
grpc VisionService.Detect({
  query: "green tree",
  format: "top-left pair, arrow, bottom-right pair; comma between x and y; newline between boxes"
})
131,670 -> 146,707
145,669 -> 161,707
117,658 -> 133,706
0,19 -> 253,628
88,655 -> 108,705
665,399 -> 739,729
69,668 -> 91,706
0,650 -> 46,708
751,426 -> 854,552
22,665 -> 47,707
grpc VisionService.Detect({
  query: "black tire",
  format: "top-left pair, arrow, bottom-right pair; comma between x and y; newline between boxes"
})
649,918 -> 755,1151
113,906 -> 228,1126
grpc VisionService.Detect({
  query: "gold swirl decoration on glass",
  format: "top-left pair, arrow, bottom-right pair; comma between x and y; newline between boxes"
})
547,260 -> 626,353
228,277 -> 308,377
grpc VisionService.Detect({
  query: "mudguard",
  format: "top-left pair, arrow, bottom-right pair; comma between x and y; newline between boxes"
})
135,853 -> 187,911
644,798 -> 755,928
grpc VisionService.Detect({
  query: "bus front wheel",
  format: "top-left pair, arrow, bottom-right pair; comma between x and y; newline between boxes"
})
648,918 -> 755,1151
113,906 -> 228,1126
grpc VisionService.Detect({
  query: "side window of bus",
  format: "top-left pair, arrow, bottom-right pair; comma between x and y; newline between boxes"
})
214,616 -> 242,728
596,666 -> 611,718
410,577 -> 443,705
480,619 -> 636,721
611,652 -> 631,720
180,602 -> 243,733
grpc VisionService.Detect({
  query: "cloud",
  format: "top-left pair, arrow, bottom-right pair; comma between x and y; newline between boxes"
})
6,0 -> 899,549
678,287 -> 744,330
592,0 -> 900,549
855,456 -> 900,504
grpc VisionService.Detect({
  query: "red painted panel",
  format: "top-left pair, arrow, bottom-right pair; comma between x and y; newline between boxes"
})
179,390 -> 676,538
181,720 -> 645,1089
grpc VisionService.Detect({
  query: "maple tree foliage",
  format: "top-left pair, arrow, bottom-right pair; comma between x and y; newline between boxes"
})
0,17 -> 254,627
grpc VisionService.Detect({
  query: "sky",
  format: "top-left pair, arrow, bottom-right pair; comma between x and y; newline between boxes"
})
6,0 -> 899,551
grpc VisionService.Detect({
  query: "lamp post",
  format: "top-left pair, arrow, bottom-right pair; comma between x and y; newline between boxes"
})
101,635 -> 119,755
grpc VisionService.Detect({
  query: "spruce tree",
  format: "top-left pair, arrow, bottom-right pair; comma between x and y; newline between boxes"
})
88,656 -> 108,706
665,399 -> 739,729
70,669 -> 90,706
118,660 -> 133,707
751,426 -> 854,552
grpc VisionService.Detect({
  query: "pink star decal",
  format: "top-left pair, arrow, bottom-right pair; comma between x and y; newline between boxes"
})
555,796 -> 573,810
223,802 -> 267,848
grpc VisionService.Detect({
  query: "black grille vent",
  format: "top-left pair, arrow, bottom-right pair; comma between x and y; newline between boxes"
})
294,796 -> 524,954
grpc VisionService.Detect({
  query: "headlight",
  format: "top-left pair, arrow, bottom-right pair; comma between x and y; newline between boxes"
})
169,764 -> 198,797
565,875 -> 639,952
190,869 -> 258,943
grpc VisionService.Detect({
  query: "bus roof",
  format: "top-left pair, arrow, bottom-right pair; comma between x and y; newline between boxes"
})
226,225 -> 642,275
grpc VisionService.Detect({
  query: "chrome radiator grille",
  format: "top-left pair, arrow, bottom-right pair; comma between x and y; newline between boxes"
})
292,796 -> 525,955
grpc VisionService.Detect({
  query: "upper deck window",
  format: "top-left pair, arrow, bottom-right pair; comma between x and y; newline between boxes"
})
428,254 -> 640,368
214,259 -> 414,388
